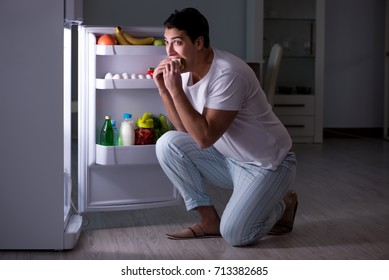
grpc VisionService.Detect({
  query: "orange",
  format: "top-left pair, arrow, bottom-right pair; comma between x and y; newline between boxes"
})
97,34 -> 117,45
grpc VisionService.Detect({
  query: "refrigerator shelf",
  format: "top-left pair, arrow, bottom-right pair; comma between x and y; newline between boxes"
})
96,45 -> 166,56
96,78 -> 156,89
96,144 -> 158,165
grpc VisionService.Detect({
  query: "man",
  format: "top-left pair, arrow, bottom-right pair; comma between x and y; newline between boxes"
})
153,7 -> 297,246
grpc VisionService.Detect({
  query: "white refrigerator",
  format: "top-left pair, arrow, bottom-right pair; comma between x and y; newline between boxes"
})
0,0 -> 179,250
0,0 -> 83,250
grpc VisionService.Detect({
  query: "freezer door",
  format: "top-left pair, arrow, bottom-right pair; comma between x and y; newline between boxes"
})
64,0 -> 83,26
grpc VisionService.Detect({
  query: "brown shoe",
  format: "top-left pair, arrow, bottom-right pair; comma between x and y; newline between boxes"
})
268,190 -> 298,235
165,224 -> 222,240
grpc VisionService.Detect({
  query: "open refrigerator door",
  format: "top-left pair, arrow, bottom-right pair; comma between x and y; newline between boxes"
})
63,23 -> 82,250
63,0 -> 85,249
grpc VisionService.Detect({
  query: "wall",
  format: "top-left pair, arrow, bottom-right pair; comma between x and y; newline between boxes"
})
324,0 -> 385,128
83,0 -> 248,58
84,0 -> 387,129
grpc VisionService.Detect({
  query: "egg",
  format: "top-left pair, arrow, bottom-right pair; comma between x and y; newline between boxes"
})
138,74 -> 145,79
131,74 -> 137,79
104,72 -> 113,79
122,73 -> 129,79
146,74 -> 152,79
113,74 -> 121,79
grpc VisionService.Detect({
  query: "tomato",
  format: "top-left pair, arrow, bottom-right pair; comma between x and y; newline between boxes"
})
147,67 -> 155,76
135,128 -> 154,145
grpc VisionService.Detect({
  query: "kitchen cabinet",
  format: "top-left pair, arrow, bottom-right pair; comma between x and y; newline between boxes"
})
263,0 -> 324,143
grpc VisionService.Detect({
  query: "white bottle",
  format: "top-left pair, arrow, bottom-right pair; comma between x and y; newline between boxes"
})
119,113 -> 135,146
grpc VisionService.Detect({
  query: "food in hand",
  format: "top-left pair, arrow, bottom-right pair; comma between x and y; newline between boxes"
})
97,34 -> 117,45
115,26 -> 154,45
172,58 -> 184,71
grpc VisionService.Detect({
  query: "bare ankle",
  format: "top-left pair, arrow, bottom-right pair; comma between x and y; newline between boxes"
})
196,206 -> 220,233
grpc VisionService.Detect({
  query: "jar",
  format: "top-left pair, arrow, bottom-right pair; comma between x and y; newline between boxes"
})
135,119 -> 154,145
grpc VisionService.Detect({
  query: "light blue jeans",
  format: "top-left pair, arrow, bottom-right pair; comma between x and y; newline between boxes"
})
156,131 -> 297,246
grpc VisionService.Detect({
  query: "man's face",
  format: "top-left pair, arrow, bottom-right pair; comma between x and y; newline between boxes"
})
164,28 -> 198,67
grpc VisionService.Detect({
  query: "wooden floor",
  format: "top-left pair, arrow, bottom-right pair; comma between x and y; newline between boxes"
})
1,136 -> 389,259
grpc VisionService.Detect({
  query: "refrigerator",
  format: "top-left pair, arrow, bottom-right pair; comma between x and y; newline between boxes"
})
0,0 -> 83,250
0,0 -> 179,250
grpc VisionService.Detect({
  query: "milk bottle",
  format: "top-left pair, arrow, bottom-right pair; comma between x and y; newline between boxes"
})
119,113 -> 135,146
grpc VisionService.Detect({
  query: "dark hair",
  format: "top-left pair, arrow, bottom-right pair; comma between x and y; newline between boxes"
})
164,7 -> 210,48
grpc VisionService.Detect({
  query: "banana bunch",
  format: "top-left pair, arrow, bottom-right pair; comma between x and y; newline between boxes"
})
114,26 -> 154,45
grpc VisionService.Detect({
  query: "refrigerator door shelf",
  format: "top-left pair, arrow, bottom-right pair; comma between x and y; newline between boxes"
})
96,144 -> 158,165
96,45 -> 166,56
96,78 -> 156,89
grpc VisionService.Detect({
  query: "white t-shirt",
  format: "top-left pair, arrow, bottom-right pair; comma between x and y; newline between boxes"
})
181,48 -> 292,170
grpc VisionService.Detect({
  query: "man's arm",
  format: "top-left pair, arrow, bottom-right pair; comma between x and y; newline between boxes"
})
154,58 -> 238,148
169,89 -> 237,149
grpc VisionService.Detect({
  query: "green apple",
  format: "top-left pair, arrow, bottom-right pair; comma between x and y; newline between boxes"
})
153,39 -> 165,46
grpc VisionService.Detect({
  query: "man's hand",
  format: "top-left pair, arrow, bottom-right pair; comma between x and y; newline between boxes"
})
153,59 -> 169,93
153,59 -> 183,95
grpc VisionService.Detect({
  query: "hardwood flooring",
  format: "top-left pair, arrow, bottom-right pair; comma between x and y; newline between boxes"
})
1,137 -> 389,259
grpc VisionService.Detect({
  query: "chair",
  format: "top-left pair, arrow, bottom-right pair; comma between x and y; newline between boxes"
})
264,43 -> 283,107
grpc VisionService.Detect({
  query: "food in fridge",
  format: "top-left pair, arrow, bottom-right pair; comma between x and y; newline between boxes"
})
100,115 -> 114,146
97,34 -> 117,45
115,26 -> 155,45
119,113 -> 135,146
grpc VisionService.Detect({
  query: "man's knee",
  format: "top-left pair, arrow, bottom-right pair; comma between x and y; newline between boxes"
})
220,220 -> 247,247
156,131 -> 179,154
220,219 -> 267,247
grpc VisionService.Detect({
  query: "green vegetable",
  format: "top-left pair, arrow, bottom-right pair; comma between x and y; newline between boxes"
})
152,116 -> 161,129
153,114 -> 170,142
159,114 -> 169,131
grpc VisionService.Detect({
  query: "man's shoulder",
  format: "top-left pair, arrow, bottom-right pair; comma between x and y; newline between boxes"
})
213,49 -> 252,76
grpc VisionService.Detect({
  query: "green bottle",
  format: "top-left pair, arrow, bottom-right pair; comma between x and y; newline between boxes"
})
100,115 -> 114,146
